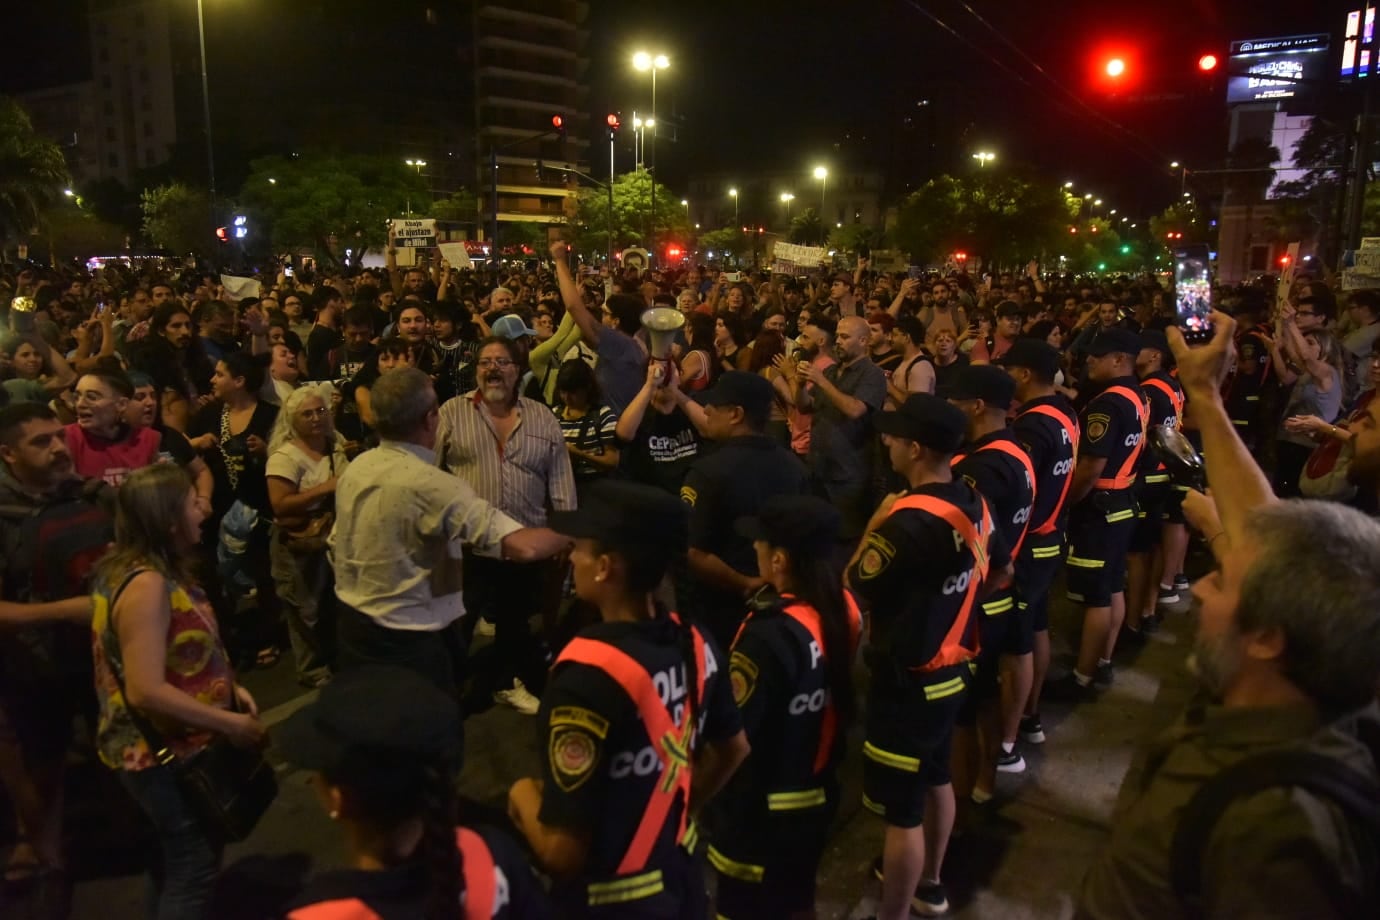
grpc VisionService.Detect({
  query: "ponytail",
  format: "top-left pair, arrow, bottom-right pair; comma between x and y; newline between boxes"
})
676,614 -> 700,756
421,758 -> 461,920
792,554 -> 857,728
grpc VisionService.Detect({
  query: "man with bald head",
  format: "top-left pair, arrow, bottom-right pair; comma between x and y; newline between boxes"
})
797,314 -> 889,544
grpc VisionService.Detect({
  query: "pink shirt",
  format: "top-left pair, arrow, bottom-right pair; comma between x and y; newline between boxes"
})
64,424 -> 162,487
789,353 -> 837,455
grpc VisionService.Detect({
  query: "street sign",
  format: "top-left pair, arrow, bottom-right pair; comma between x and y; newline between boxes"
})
389,218 -> 436,248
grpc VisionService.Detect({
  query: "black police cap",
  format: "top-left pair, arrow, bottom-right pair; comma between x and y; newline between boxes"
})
997,338 -> 1062,379
940,364 -> 1016,408
548,480 -> 688,555
874,393 -> 967,454
1085,328 -> 1142,358
701,370 -> 774,423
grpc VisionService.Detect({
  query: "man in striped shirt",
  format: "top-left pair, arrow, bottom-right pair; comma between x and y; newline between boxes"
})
436,336 -> 577,715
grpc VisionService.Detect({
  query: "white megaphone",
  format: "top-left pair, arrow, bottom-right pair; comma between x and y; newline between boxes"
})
641,307 -> 685,386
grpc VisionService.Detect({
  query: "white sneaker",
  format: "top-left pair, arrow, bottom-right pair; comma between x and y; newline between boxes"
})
494,679 -> 540,715
474,617 -> 496,637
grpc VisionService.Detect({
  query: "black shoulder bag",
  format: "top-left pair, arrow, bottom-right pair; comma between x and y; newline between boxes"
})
102,569 -> 278,842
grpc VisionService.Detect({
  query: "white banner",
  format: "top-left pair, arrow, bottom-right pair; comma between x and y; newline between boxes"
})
220,274 -> 262,300
389,218 -> 436,248
437,241 -> 473,269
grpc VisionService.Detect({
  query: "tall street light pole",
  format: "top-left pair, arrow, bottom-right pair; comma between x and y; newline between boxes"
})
813,165 -> 828,217
728,187 -> 739,266
405,158 -> 426,216
196,0 -> 216,220
634,51 -> 668,262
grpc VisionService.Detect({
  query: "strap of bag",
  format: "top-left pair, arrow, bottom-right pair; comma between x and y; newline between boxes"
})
1170,748 -> 1380,914
102,569 -> 236,770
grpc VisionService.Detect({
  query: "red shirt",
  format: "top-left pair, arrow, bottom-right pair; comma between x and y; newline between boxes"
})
64,423 -> 162,487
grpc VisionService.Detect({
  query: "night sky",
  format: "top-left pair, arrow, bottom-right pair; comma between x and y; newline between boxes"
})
2,0 -> 1343,221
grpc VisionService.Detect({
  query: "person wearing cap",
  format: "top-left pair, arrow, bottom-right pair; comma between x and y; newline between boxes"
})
1044,327 -> 1149,704
942,365 -> 1036,800
507,480 -> 748,918
707,496 -> 861,920
997,339 -> 1080,749
822,272 -> 857,319
678,371 -> 809,647
281,666 -> 551,919
489,314 -> 542,399
331,368 -> 569,704
969,301 -> 1023,366
1121,330 -> 1187,647
1221,288 -> 1277,452
846,394 -> 1012,920
798,315 -> 889,546
434,335 -> 575,715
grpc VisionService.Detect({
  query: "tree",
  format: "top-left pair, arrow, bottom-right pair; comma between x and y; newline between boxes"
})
829,222 -> 883,254
789,208 -> 826,245
892,171 -> 1077,268
33,202 -> 126,261
237,153 -> 426,266
569,170 -> 691,255
1148,200 -> 1211,250
141,183 -> 215,256
696,226 -> 749,262
0,97 -> 70,242
432,188 -> 478,223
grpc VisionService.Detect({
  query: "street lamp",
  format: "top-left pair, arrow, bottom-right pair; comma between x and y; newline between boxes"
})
633,51 -> 669,259
728,187 -> 739,227
63,189 -> 75,198
681,199 -> 688,207
196,0 -> 217,219
780,192 -> 795,222
1064,181 -> 1074,188
813,165 -> 828,214
1170,161 -> 1188,196
404,159 -> 427,216
972,151 -> 996,167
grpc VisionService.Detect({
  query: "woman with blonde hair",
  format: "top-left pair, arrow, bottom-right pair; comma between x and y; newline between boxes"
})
267,383 -> 349,687
91,463 -> 265,919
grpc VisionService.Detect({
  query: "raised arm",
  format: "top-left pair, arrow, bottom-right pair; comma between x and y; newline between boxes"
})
551,240 -> 601,345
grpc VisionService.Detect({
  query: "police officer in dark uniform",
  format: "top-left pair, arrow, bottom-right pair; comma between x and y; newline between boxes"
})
1123,330 -> 1185,644
507,481 -> 749,919
1044,328 -> 1147,704
708,495 -> 860,920
996,340 -> 1079,747
679,371 -> 809,648
846,394 -> 1012,920
282,666 -> 552,919
941,365 -> 1035,801
1222,289 -> 1274,450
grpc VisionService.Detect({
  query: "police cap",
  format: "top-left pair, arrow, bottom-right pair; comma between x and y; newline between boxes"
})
1139,328 -> 1173,361
996,338 -> 1061,379
278,666 -> 462,770
941,364 -> 1016,408
1085,328 -> 1142,358
701,370 -> 774,427
549,480 -> 688,555
874,393 -> 967,454
735,495 -> 841,554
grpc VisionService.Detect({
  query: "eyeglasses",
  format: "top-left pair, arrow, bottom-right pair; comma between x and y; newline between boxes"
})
298,407 -> 328,419
476,358 -> 515,369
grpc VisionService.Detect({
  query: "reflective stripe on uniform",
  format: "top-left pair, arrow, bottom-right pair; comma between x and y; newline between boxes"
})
707,846 -> 765,883
862,794 -> 887,816
682,820 -> 699,853
1030,544 -> 1062,559
923,675 -> 966,701
766,788 -> 827,811
587,869 -> 666,906
1091,385 -> 1149,490
982,595 -> 1015,616
1143,473 -> 1170,484
863,741 -> 921,772
1105,509 -> 1136,523
1066,555 -> 1105,569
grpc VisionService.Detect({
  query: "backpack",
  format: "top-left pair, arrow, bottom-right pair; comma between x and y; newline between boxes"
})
0,477 -> 114,684
1170,721 -> 1380,917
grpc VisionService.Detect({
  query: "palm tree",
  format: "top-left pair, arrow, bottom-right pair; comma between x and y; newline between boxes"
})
0,97 -> 70,242
789,207 -> 826,245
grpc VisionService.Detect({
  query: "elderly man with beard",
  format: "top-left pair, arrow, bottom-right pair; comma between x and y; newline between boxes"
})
1078,312 -> 1380,920
435,336 -> 576,715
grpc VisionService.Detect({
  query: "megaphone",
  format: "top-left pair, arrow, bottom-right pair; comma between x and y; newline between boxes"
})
641,307 -> 685,386
1150,424 -> 1206,492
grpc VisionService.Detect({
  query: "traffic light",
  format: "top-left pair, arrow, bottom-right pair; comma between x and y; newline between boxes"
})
954,252 -> 968,263
606,113 -> 620,141
1280,254 -> 1292,268
666,244 -> 682,260
215,226 -> 229,242
1105,57 -> 1126,78
1166,231 -> 1184,241
1120,244 -> 1131,254
552,115 -> 565,136
1198,53 -> 1219,72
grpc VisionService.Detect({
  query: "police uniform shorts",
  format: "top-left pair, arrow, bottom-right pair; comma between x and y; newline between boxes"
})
956,588 -> 1030,724
861,660 -> 970,828
1162,485 -> 1188,525
1129,479 -> 1171,553
1065,493 -> 1138,608
709,801 -> 836,920
1016,545 -> 1064,633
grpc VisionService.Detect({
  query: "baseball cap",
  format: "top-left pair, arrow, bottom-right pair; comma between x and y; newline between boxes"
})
549,480 -> 688,554
702,371 -> 774,424
277,666 -> 462,770
735,495 -> 841,554
491,314 -> 537,340
997,339 -> 1061,379
995,300 -> 1023,318
1085,328 -> 1142,357
874,394 -> 968,453
941,364 -> 1016,408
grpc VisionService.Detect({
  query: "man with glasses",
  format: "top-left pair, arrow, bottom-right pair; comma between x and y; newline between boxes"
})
435,336 -> 576,715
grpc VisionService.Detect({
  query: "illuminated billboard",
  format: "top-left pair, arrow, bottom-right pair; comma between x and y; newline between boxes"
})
1342,6 -> 1377,78
1227,34 -> 1330,104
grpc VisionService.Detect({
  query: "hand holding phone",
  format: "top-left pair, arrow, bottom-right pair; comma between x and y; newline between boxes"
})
1173,246 -> 1214,344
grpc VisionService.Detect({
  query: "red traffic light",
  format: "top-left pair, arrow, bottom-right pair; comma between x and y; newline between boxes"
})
954,252 -> 968,262
666,245 -> 682,258
1198,53 -> 1219,72
1280,254 -> 1292,267
606,113 -> 620,129
1166,231 -> 1184,240
552,115 -> 564,129
215,227 -> 229,241
1105,57 -> 1126,78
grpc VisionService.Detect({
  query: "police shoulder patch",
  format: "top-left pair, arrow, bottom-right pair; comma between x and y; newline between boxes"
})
857,530 -> 896,580
1086,412 -> 1111,443
550,705 -> 610,740
729,651 -> 759,706
549,727 -> 601,792
680,485 -> 698,507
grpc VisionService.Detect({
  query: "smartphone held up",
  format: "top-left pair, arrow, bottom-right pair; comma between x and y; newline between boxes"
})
1173,245 -> 1214,345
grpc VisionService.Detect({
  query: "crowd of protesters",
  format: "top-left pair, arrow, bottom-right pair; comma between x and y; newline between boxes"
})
1,242 -> 1378,919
